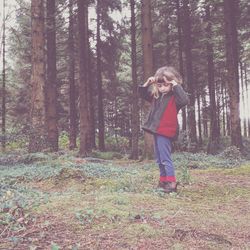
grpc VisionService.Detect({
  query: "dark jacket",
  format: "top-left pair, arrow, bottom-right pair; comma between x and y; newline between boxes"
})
138,84 -> 189,139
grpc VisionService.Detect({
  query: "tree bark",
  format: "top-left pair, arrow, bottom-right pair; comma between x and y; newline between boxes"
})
141,0 -> 154,159
239,62 -> 247,137
197,92 -> 202,145
221,81 -> 226,136
182,0 -> 198,151
130,0 -> 140,159
68,0 -> 77,150
205,5 -> 220,154
223,0 -> 243,149
176,0 -> 187,131
244,64 -> 250,137
29,0 -> 46,152
1,0 -> 6,151
85,7 -> 96,150
96,0 -> 105,151
77,0 -> 90,155
46,0 -> 58,152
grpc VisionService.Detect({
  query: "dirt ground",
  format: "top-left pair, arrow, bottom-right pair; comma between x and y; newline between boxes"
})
1,161 -> 250,250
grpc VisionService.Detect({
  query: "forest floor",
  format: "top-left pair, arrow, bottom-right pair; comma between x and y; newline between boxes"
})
0,151 -> 250,250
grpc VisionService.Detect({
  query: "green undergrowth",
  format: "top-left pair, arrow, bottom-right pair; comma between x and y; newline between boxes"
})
0,151 -> 250,249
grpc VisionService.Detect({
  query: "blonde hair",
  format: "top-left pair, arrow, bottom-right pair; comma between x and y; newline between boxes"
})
150,66 -> 183,99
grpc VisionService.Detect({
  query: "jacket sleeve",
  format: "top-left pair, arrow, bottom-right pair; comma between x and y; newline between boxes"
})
172,85 -> 189,111
137,85 -> 153,103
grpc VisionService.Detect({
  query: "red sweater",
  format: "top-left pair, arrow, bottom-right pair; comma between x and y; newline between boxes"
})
138,85 -> 189,139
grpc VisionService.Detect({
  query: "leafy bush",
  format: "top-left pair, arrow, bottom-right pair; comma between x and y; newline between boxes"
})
219,146 -> 242,161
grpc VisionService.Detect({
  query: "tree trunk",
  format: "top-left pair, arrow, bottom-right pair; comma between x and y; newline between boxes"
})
68,0 -> 77,150
197,92 -> 202,146
165,23 -> 171,64
77,0 -> 90,155
182,0 -> 198,151
84,5 -> 92,152
176,0 -> 187,131
96,0 -> 105,151
86,8 -> 96,150
240,62 -> 247,137
1,0 -> 6,151
244,64 -> 250,137
221,81 -> 226,136
225,92 -> 231,136
29,0 -> 46,152
46,0 -> 58,152
201,95 -> 208,138
141,0 -> 154,159
206,5 -> 220,154
216,87 -> 221,137
130,0 -> 140,159
223,0 -> 243,149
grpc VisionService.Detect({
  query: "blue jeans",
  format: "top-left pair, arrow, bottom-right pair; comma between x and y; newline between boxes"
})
154,134 -> 176,182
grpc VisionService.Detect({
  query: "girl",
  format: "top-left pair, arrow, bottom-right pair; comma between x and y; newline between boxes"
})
138,66 -> 189,193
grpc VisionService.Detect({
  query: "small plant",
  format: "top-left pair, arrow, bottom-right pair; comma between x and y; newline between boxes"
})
51,242 -> 60,250
179,165 -> 191,184
75,209 -> 96,225
58,131 -> 69,149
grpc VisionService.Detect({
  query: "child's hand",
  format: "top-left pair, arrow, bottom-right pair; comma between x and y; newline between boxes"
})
143,76 -> 156,87
170,80 -> 178,86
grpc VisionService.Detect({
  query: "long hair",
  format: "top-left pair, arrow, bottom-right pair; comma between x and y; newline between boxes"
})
150,66 -> 183,99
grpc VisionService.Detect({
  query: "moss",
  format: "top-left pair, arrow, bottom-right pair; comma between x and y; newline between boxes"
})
223,164 -> 250,176
123,223 -> 161,238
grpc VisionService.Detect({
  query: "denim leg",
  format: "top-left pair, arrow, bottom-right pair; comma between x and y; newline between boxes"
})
154,134 -> 166,177
155,134 -> 175,182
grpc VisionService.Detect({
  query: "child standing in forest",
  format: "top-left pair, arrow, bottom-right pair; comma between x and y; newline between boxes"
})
138,66 -> 189,193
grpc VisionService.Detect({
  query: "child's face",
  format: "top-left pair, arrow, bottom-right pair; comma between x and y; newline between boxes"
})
156,77 -> 172,93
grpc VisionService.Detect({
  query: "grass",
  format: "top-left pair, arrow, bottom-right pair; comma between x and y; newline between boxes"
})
0,152 -> 250,249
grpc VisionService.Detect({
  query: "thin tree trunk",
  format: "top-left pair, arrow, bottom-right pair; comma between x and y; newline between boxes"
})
77,0 -> 90,155
68,0 -> 77,150
1,0 -> 6,151
29,0 -> 46,152
176,0 -> 187,131
86,10 -> 96,150
141,0 -> 154,159
46,0 -> 58,151
182,0 -> 198,151
221,81 -> 226,136
244,64 -> 250,137
202,95 -> 208,138
165,23 -> 171,64
197,92 -> 202,146
96,0 -> 105,151
89,62 -> 96,148
84,5 -> 92,151
225,90 -> 231,136
240,62 -> 247,137
206,5 -> 220,154
216,86 -> 221,138
130,0 -> 140,159
223,0 -> 243,149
